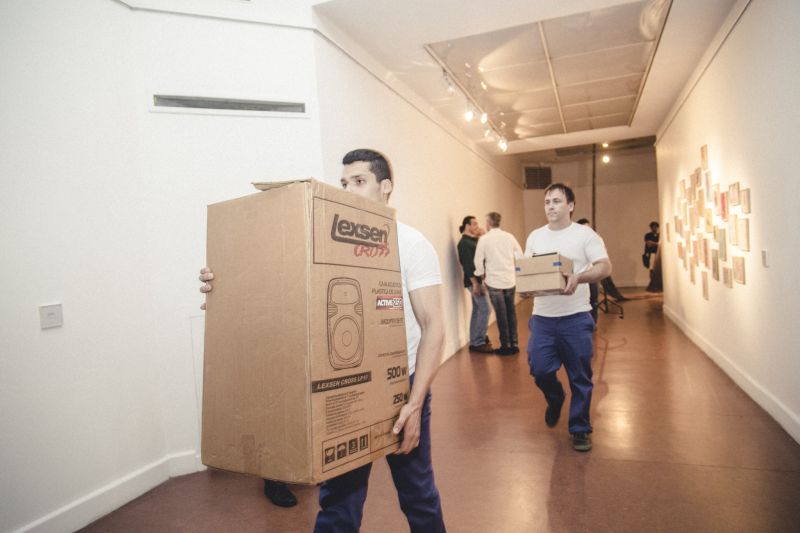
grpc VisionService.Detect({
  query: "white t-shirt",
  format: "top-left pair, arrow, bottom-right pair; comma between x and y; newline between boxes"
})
398,222 -> 442,374
473,228 -> 523,289
524,222 -> 608,317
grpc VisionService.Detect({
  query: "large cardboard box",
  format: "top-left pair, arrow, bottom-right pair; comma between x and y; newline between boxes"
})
201,179 -> 409,484
515,253 -> 574,295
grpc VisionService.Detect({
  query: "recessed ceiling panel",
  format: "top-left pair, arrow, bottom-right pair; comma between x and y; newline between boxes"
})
486,89 -> 557,112
513,123 -> 565,139
479,62 -> 551,93
428,24 -> 545,73
426,0 -> 672,143
542,0 -> 669,58
558,75 -> 641,106
551,42 -> 651,86
515,107 -> 562,126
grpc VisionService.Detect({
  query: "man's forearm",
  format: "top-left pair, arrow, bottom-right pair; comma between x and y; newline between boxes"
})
407,321 -> 444,410
576,261 -> 612,284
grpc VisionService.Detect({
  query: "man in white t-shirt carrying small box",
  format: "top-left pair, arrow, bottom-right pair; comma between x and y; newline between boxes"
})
522,183 -> 612,452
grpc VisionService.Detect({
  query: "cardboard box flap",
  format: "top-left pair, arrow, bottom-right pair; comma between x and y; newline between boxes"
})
252,178 -> 313,191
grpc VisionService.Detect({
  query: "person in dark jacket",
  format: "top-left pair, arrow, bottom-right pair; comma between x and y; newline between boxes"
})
457,216 -> 494,353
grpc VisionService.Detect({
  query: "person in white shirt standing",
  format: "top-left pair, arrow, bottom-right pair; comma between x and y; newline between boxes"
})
523,183 -> 612,452
473,212 -> 523,356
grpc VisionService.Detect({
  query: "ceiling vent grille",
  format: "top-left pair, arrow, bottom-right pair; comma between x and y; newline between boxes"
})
525,166 -> 552,189
153,95 -> 305,113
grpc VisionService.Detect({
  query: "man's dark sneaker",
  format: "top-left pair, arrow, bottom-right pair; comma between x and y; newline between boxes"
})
545,398 -> 564,428
510,346 -> 520,354
571,432 -> 592,452
469,343 -> 495,353
485,335 -> 491,345
264,479 -> 298,507
495,346 -> 515,356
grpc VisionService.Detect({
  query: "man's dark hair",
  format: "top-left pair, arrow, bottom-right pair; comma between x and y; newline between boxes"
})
459,216 -> 475,234
650,221 -> 660,230
576,218 -> 591,226
342,149 -> 392,182
487,212 -> 502,228
544,182 -> 576,204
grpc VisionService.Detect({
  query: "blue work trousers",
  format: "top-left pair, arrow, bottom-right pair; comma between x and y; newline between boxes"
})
314,374 -> 445,533
527,312 -> 595,434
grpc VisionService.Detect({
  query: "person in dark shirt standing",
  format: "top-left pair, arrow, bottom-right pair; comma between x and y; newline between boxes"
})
457,216 -> 494,353
643,221 -> 659,269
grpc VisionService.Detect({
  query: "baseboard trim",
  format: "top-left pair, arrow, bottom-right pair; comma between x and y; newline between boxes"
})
663,304 -> 800,444
13,450 -> 202,533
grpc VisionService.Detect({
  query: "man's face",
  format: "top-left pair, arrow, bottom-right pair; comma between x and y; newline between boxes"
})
340,161 -> 390,204
544,189 -> 573,224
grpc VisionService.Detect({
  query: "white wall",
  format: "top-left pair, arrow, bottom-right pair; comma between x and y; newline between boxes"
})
312,34 -> 526,359
522,148 -> 659,287
0,1 -> 526,531
0,1 -> 322,531
656,0 -> 800,443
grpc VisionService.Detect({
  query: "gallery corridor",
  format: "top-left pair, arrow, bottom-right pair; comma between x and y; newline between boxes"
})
81,294 -> 800,533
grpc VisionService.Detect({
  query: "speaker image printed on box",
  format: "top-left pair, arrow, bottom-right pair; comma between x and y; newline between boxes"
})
327,277 -> 364,370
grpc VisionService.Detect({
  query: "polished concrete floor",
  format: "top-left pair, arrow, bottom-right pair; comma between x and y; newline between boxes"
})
81,294 -> 800,532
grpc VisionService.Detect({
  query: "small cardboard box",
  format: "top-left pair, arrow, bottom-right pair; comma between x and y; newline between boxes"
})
201,179 -> 409,484
515,253 -> 574,295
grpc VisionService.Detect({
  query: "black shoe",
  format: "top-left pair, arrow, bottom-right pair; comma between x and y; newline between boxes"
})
485,335 -> 491,344
510,346 -> 520,354
494,346 -> 515,356
469,343 -> 495,353
544,398 -> 564,428
264,480 -> 298,507
571,432 -> 592,452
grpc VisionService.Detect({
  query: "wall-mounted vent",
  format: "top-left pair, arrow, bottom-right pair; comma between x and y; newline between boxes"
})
524,166 -> 552,189
153,95 -> 305,113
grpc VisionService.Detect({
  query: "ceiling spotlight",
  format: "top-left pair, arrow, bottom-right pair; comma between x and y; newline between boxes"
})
464,104 -> 475,122
483,128 -> 492,138
481,81 -> 488,91
602,154 -> 611,164
602,142 -> 609,148
498,137 -> 508,152
480,112 -> 488,124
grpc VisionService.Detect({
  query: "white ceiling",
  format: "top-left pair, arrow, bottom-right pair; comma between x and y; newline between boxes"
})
313,0 -> 739,155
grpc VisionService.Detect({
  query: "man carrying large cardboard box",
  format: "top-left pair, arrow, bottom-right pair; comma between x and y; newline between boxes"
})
522,183 -> 611,452
199,149 -> 446,532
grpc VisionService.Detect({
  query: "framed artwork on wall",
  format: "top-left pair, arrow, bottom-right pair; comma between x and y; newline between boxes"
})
717,227 -> 728,261
741,188 -> 751,214
703,238 -> 710,268
666,222 -> 671,243
712,249 -> 720,281
729,182 -> 740,205
701,144 -> 709,169
690,262 -> 696,284
723,267 -> 733,288
720,191 -> 728,221
713,184 -> 720,210
738,217 -> 750,251
703,170 -> 712,195
705,208 -> 713,233
730,214 -> 739,246
702,271 -> 709,300
733,256 -> 746,284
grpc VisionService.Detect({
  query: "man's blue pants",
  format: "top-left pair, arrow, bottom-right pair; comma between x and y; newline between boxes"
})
314,375 -> 445,532
527,312 -> 595,434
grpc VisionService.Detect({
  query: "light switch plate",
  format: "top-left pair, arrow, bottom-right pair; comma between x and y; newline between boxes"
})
39,304 -> 63,329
